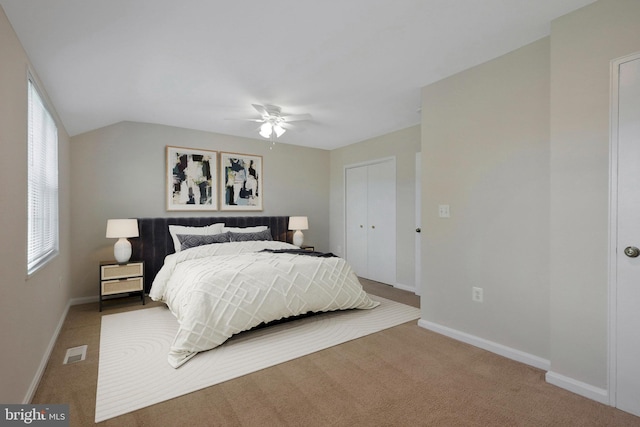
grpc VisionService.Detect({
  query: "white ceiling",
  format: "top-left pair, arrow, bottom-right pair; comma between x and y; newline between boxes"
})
1,0 -> 595,150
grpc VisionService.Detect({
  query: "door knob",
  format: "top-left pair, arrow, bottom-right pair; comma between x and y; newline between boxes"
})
624,246 -> 640,258
416,228 -> 421,233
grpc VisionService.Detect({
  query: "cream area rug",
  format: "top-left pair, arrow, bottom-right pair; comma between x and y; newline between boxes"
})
95,296 -> 420,422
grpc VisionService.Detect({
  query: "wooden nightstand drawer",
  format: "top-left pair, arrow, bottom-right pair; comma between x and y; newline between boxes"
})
102,277 -> 143,295
99,260 -> 145,311
101,262 -> 143,280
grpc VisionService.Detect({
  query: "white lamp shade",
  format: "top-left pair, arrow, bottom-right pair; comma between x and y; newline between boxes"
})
106,219 -> 139,238
288,216 -> 308,231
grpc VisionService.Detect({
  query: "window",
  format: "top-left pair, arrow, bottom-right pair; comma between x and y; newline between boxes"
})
27,76 -> 58,275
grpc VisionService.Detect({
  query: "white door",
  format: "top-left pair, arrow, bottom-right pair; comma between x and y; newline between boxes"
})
345,166 -> 368,277
345,159 -> 396,285
612,53 -> 640,417
366,160 -> 396,285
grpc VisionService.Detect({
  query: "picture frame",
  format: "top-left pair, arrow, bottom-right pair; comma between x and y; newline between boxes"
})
166,146 -> 217,211
220,152 -> 263,211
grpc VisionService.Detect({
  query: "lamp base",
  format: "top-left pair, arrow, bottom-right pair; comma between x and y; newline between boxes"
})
293,230 -> 304,247
114,238 -> 132,263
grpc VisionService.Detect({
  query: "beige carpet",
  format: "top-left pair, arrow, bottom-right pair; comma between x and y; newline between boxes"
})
96,296 -> 419,422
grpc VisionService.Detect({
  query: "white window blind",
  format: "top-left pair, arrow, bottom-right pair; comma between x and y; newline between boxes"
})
27,77 -> 59,275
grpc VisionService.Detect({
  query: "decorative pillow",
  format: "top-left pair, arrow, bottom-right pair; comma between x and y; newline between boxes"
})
177,232 -> 230,250
169,223 -> 225,252
228,229 -> 273,242
221,225 -> 268,233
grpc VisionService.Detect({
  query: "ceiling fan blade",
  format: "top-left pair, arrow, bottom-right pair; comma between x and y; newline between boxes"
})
225,117 -> 264,122
252,104 -> 268,116
281,113 -> 312,122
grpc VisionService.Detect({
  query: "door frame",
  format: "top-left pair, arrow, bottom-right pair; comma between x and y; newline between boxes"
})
607,51 -> 640,408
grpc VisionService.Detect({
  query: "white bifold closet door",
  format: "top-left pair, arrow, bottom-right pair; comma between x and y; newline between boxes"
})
345,158 -> 396,285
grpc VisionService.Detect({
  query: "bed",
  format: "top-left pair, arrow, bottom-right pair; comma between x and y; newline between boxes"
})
131,216 -> 379,368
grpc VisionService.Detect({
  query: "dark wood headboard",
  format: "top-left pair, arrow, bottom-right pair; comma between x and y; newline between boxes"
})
131,216 -> 290,292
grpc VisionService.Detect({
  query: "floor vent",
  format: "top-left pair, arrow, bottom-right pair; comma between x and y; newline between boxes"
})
63,345 -> 87,364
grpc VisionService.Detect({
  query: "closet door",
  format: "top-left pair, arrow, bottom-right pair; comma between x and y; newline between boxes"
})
345,159 -> 396,285
346,166 -> 368,277
366,160 -> 396,285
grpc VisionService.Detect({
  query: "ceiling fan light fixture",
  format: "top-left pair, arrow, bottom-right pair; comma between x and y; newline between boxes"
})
259,122 -> 273,138
273,124 -> 286,138
248,103 -> 309,141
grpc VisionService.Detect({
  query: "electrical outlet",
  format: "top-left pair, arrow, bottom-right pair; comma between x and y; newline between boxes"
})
472,287 -> 483,302
438,204 -> 450,218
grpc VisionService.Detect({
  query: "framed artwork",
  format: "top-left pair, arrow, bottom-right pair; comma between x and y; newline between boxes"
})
166,146 -> 217,211
220,152 -> 263,211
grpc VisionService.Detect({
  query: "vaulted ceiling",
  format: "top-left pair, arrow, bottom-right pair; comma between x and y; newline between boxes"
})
1,0 -> 595,149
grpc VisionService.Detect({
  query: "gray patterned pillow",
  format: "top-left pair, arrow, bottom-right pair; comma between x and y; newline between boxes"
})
228,229 -> 273,242
177,232 -> 230,250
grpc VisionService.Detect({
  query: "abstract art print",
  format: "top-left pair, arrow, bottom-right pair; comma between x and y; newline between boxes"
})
220,152 -> 263,211
166,146 -> 217,211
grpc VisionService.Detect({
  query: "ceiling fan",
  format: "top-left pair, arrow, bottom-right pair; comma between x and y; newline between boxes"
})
241,104 -> 312,139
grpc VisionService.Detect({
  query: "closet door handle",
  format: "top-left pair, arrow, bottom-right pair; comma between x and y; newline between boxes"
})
624,246 -> 640,258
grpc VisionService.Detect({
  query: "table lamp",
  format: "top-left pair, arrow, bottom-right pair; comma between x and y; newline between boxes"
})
106,219 -> 139,263
288,216 -> 308,247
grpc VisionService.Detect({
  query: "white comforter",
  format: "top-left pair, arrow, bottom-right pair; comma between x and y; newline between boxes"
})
149,241 -> 379,368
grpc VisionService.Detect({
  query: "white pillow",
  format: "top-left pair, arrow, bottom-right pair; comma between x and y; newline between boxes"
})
221,225 -> 268,233
169,223 -> 225,252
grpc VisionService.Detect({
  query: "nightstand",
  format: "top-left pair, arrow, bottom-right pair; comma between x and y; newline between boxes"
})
99,261 -> 145,311
300,245 -> 315,251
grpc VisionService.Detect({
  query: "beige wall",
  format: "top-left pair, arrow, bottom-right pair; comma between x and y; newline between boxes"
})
549,0 -> 640,388
421,38 -> 551,359
0,7 -> 72,403
421,0 -> 640,395
329,126 -> 421,290
70,121 -> 330,298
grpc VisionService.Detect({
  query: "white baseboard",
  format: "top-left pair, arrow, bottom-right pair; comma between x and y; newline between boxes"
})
24,294 -> 100,403
393,282 -> 417,294
24,300 -> 71,403
545,371 -> 609,405
417,319 -> 612,405
70,295 -> 98,305
417,319 -> 550,371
